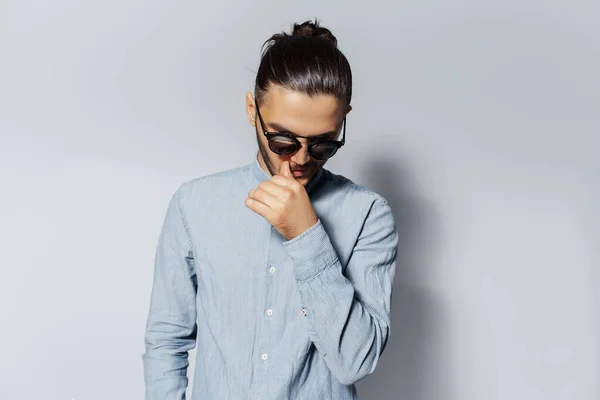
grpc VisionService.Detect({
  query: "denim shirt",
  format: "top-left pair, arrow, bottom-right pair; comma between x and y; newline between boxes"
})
142,151 -> 398,399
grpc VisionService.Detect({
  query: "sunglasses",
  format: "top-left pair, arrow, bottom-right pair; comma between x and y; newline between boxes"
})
255,100 -> 346,161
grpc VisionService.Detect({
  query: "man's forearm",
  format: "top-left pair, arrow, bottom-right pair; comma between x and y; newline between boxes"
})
283,200 -> 398,385
143,184 -> 198,399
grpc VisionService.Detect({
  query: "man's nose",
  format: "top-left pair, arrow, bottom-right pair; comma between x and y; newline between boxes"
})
292,141 -> 311,165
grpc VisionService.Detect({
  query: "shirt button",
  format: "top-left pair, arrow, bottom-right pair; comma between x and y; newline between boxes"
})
261,353 -> 268,361
266,309 -> 273,316
269,266 -> 275,273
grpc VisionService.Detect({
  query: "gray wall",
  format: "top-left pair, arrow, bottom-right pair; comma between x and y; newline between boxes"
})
0,1 -> 597,399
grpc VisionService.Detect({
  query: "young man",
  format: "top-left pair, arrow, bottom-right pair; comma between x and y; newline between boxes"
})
142,19 -> 398,400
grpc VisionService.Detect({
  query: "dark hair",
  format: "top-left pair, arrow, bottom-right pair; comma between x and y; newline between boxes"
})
254,19 -> 352,108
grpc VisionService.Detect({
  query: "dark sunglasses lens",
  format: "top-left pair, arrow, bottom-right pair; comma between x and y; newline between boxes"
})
310,142 -> 339,160
269,135 -> 299,155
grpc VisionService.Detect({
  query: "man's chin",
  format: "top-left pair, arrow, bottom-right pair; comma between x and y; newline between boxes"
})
295,176 -> 310,186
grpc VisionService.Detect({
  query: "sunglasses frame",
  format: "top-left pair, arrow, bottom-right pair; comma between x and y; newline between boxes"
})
254,99 -> 346,161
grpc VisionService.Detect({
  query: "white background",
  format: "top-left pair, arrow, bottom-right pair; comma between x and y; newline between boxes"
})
0,1 -> 598,399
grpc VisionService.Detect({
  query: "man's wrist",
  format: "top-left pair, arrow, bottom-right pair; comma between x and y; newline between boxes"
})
283,219 -> 339,281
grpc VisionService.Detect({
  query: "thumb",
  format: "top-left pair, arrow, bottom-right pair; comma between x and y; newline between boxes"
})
279,161 -> 295,179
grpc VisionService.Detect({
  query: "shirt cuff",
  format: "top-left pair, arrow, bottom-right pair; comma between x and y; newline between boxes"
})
282,219 -> 339,281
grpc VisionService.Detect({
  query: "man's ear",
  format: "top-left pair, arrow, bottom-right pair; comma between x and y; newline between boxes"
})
245,92 -> 256,126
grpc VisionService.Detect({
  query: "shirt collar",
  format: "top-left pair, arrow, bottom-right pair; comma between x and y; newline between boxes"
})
250,151 -> 325,195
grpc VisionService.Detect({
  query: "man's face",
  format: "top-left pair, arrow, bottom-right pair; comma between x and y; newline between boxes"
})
246,84 -> 350,186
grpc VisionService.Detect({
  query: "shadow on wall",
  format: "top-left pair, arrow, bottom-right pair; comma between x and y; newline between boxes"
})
354,155 -> 453,400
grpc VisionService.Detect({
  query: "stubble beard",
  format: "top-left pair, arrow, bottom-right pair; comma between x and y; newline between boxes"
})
256,124 -> 278,177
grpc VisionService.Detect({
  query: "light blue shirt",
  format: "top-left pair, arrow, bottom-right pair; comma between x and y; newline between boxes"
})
142,151 -> 399,399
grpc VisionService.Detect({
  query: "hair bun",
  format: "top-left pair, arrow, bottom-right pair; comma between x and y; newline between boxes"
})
291,19 -> 337,47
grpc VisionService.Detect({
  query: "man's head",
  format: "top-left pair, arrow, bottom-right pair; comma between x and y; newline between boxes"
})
245,19 -> 352,186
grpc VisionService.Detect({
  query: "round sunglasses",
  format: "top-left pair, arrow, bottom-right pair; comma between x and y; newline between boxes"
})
255,101 -> 346,161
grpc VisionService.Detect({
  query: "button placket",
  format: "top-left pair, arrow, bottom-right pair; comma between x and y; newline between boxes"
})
266,266 -> 274,320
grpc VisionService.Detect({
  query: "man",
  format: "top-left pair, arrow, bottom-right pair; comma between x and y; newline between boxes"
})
143,19 -> 398,399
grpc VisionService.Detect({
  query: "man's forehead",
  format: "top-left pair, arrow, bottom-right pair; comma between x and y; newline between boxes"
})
266,120 -> 340,138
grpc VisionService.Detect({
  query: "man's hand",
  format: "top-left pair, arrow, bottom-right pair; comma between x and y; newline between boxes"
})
245,161 -> 319,241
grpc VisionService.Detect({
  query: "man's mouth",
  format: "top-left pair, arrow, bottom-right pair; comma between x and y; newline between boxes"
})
292,169 -> 307,177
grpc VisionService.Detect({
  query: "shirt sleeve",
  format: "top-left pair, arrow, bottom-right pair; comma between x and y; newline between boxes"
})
142,184 -> 198,399
282,197 -> 398,386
